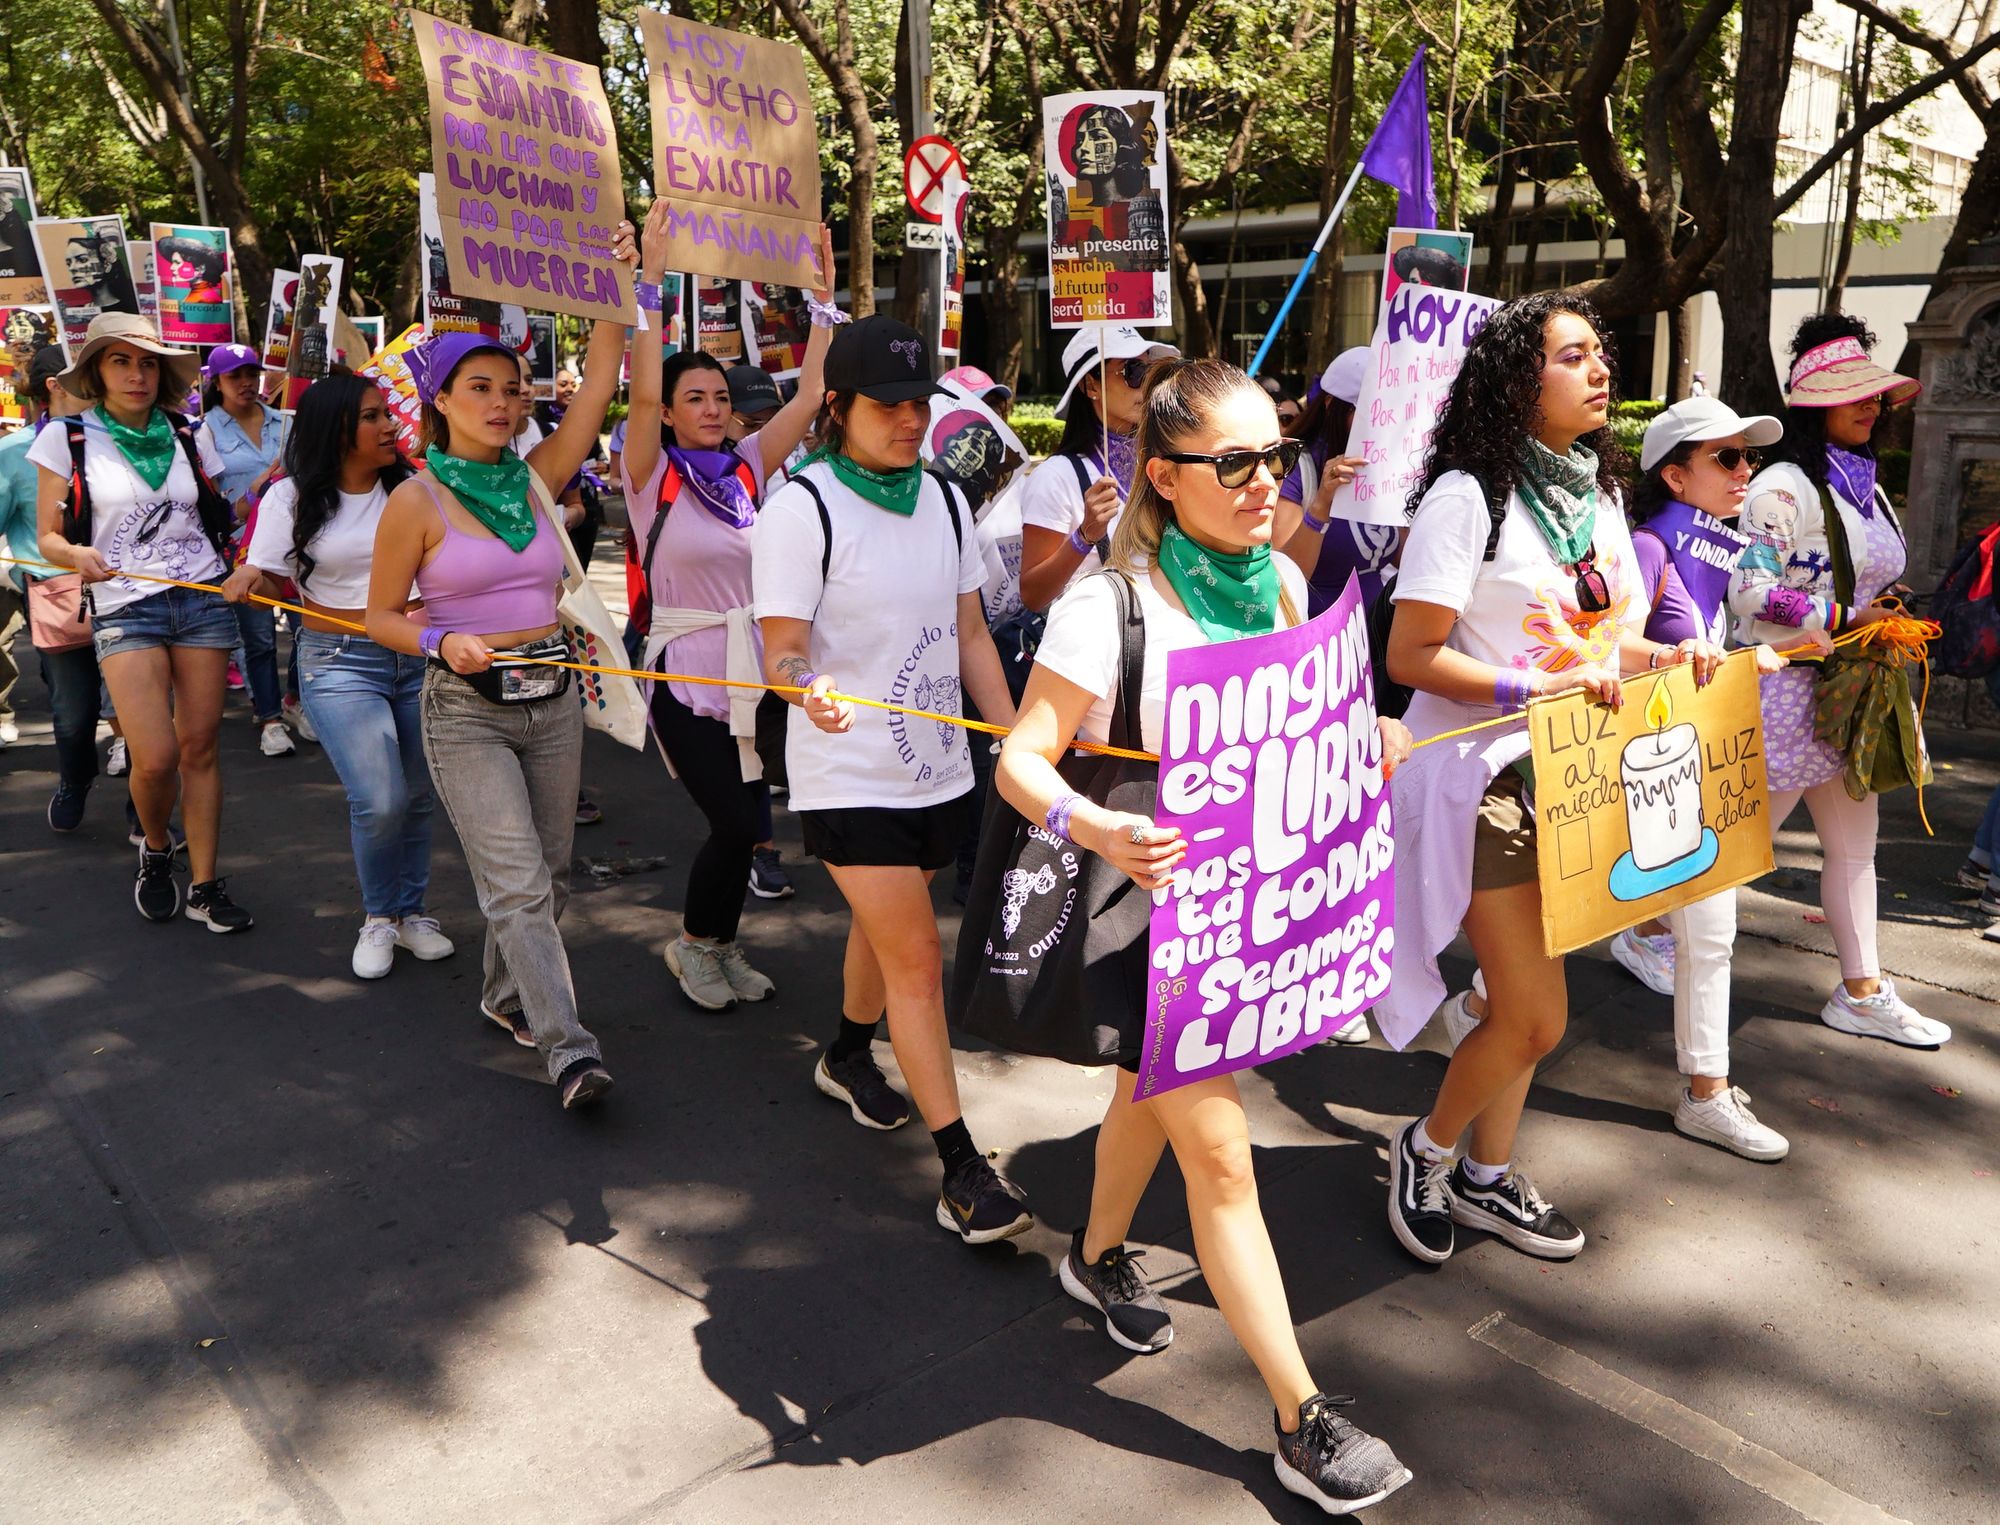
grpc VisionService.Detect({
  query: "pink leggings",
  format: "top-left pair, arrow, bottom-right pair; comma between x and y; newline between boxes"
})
1769,782 -> 1879,980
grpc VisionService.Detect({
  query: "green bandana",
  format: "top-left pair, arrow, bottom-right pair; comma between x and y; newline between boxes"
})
1157,521 -> 1283,642
425,447 -> 539,552
99,407 -> 177,492
808,447 -> 923,516
1514,438 -> 1600,566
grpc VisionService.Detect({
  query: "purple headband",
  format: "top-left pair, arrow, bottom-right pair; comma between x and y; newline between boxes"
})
407,331 -> 516,406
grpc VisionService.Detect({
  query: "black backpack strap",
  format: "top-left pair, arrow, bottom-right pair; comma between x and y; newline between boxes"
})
1478,472 -> 1508,562
62,418 -> 90,546
1060,451 -> 1109,563
1100,568 -> 1147,753
165,411 -> 237,559
780,470 -> 833,592
926,468 -> 964,556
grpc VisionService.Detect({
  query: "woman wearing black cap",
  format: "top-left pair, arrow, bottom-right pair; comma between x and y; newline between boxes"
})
754,313 -> 1032,1245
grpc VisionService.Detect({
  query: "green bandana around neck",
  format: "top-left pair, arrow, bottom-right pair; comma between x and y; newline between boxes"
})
809,447 -> 923,516
1514,438 -> 1600,566
99,406 -> 177,492
1157,521 -> 1284,642
425,447 -> 539,552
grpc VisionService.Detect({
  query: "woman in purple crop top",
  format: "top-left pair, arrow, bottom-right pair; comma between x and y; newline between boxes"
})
364,221 -> 635,1113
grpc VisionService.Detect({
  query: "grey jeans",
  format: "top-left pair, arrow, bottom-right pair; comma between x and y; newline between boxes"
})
0,582 -> 23,721
420,666 -> 601,1081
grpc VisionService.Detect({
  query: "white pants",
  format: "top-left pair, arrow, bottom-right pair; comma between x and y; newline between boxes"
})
1663,889 -> 1737,1078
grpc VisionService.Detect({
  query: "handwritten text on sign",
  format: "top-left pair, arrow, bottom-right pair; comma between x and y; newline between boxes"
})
1330,282 -> 1501,527
412,10 -> 630,323
1136,576 -> 1394,1099
638,11 -> 823,289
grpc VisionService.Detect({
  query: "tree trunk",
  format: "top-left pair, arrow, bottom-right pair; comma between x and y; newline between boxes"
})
1665,298 -> 1690,400
1306,0 -> 1358,372
774,0 -> 878,316
1170,235 -> 1217,359
890,3 -> 930,336
541,0 -> 605,72
1718,0 -> 1803,416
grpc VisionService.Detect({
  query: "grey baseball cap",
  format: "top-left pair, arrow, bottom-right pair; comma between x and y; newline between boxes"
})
1639,396 -> 1784,472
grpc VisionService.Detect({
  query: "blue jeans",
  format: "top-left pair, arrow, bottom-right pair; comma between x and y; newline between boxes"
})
91,585 -> 238,661
232,602 -> 284,722
298,630 -> 435,918
1975,674 -> 2000,890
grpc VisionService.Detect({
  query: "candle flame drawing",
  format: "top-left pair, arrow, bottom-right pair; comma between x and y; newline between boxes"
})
1645,678 -> 1673,733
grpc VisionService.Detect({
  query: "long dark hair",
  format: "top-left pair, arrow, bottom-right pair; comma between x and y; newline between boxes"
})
1058,393 -> 1103,457
1631,440 -> 1696,522
1406,291 -> 1628,518
1762,311 -> 1875,493
1291,392 -> 1353,461
285,373 -> 409,588
659,351 -> 728,449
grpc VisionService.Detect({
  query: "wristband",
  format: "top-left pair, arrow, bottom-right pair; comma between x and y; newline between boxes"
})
634,280 -> 664,313
806,294 -> 849,329
1301,513 -> 1330,535
1066,527 -> 1094,556
420,626 -> 449,660
793,671 -> 821,693
1045,792 -> 1085,843
1494,670 -> 1537,712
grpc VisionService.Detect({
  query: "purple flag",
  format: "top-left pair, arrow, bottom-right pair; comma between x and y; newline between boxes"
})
1361,48 -> 1438,230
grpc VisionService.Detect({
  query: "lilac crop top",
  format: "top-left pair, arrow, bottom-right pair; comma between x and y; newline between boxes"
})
412,478 -> 565,636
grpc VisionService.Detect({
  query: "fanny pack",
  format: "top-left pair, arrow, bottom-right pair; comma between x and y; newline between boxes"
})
446,632 -> 573,705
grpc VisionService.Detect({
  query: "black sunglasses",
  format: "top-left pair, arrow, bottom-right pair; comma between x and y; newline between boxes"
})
1705,445 -> 1763,472
1117,354 -> 1164,389
1570,552 -> 1611,614
1160,439 -> 1306,489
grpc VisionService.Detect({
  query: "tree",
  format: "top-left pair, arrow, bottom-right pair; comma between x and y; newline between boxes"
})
774,0 -> 884,317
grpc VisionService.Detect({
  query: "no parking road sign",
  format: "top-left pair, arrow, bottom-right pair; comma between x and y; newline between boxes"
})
904,135 -> 965,224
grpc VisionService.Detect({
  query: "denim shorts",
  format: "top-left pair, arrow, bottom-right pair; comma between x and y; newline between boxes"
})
92,585 -> 240,662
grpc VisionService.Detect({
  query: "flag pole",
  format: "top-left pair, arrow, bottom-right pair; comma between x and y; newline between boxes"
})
1248,160 -> 1367,379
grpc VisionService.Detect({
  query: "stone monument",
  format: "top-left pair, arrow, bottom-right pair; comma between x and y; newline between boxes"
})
1905,237 -> 2000,586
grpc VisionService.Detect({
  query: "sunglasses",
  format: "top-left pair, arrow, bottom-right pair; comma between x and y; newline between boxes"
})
1570,552 -> 1611,614
1161,439 -> 1305,489
1704,445 -> 1763,472
1116,354 -> 1165,389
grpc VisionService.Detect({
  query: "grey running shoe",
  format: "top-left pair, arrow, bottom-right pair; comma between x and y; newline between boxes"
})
715,942 -> 775,1002
1273,1393 -> 1413,1512
1059,1229 -> 1172,1352
665,936 -> 736,1011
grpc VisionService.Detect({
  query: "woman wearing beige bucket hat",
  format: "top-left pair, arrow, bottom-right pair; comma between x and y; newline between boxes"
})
31,310 -> 253,931
1727,312 -> 1947,1049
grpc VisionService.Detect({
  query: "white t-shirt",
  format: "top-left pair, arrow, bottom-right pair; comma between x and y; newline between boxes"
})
976,476 -> 1027,627
1018,451 -> 1116,597
245,477 -> 395,607
509,416 -> 546,458
27,410 -> 227,616
752,459 -> 986,812
1035,555 -> 1310,757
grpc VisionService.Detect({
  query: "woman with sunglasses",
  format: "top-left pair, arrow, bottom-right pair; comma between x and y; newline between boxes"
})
1380,294 -> 1721,1268
1727,313 -> 1948,1048
998,358 -> 1411,1514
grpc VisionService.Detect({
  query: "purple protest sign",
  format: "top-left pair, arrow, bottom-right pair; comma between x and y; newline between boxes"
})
1134,574 -> 1395,1101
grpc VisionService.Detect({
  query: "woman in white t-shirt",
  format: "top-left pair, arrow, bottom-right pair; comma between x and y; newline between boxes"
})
754,314 -> 1029,1248
1380,293 -> 1722,1270
221,373 -> 454,982
32,312 -> 252,932
997,359 -> 1413,1514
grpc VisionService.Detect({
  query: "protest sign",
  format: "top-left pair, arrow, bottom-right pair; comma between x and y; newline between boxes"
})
527,313 -> 557,397
1530,654 -> 1772,958
150,225 -> 234,345
1135,576 -> 1395,1100
1380,227 -> 1471,315
937,168 -> 968,359
419,172 -> 535,348
1330,281 -> 1501,528
127,241 -> 160,326
411,9 -> 630,324
1,305 -> 56,423
352,315 -> 386,360
0,168 -> 45,305
638,11 -> 823,290
359,323 -> 427,463
923,379 -> 1025,508
1042,90 -> 1171,329
743,279 -> 808,380
283,255 -> 343,408
262,268 -> 298,370
695,276 -> 746,363
33,217 -> 140,359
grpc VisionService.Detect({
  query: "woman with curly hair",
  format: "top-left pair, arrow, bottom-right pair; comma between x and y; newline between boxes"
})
1726,313 -> 1948,1048
1378,293 -> 1724,1267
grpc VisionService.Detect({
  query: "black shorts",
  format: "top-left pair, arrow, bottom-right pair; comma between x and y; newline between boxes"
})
800,792 -> 976,870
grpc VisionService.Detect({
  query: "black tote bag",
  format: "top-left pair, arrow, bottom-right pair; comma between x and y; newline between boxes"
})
951,570 -> 1158,1067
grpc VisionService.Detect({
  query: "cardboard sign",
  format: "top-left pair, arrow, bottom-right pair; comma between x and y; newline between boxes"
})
358,323 -> 428,463
32,217 -> 141,359
411,9 -> 631,324
1042,90 -> 1171,328
1530,654 -> 1773,957
1136,576 -> 1395,1099
1331,280 -> 1500,528
1380,226 -> 1471,315
419,172 -> 536,350
0,168 -> 45,305
638,10 -> 823,289
150,224 -> 234,345
937,168 -> 968,360
743,279 -> 808,380
0,305 -> 56,423
283,255 -> 344,408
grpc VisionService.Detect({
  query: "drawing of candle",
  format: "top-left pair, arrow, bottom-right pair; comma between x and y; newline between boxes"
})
1608,679 -> 1720,900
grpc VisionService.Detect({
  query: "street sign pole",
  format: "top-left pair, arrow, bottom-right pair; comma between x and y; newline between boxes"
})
907,0 -> 938,372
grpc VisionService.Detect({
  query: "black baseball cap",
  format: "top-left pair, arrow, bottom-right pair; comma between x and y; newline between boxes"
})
727,364 -> 783,416
27,344 -> 67,402
824,314 -> 946,405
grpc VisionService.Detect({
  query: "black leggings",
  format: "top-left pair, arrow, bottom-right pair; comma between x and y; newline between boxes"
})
651,683 -> 766,942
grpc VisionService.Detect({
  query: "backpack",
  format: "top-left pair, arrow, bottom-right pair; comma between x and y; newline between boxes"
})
60,411 -> 237,565
1364,471 -> 1508,721
1929,521 -> 2000,680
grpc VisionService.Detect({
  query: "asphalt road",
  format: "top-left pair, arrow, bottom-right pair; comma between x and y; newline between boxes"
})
2,616 -> 1995,1525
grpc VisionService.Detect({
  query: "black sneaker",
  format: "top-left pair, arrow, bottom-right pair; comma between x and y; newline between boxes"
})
134,844 -> 182,922
126,799 -> 186,855
748,846 -> 795,899
186,879 -> 254,934
574,793 -> 603,827
936,1154 -> 1033,1245
1059,1229 -> 1173,1352
1274,1393 -> 1413,1513
1448,1162 -> 1584,1259
48,781 -> 89,833
557,1058 -> 614,1110
814,1050 -> 911,1131
1387,1120 -> 1455,1264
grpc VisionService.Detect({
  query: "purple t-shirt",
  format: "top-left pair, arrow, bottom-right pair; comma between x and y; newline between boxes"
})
1282,438 -> 1401,615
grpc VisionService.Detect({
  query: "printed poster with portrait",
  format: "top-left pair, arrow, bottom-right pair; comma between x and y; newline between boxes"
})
32,216 -> 142,359
743,279 -> 808,381
127,241 -> 160,326
1041,89 -> 1170,329
527,313 -> 558,399
695,276 -> 746,364
1380,227 -> 1472,315
922,379 -> 1026,509
0,305 -> 57,423
283,255 -> 344,409
937,168 -> 969,360
150,224 -> 235,345
0,168 -> 45,305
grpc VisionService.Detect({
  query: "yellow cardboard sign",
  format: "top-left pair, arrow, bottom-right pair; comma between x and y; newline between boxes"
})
1530,652 -> 1773,957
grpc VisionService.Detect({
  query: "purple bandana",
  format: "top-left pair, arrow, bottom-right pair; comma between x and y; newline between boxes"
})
1826,446 -> 1878,519
1103,429 -> 1138,498
1640,499 -> 1748,644
667,444 -> 756,529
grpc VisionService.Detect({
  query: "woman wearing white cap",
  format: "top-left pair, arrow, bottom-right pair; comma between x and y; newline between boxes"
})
1727,314 -> 1948,1048
1277,346 -> 1402,619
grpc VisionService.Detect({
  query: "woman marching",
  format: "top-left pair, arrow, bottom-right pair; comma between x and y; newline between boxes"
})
223,373 -> 454,981
996,358 -> 1412,1513
622,201 -> 834,1011
364,221 -> 636,1112
1727,314 -> 1949,1048
32,312 -> 253,930
1378,294 -> 1722,1266
754,313 -> 1031,1245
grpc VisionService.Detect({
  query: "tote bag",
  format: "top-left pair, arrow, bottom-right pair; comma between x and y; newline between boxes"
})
529,476 -> 648,750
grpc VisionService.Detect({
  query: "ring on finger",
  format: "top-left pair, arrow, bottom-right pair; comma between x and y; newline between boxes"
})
1128,824 -> 1147,845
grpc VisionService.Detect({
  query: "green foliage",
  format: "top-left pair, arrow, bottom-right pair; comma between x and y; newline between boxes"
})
1008,401 -> 1062,455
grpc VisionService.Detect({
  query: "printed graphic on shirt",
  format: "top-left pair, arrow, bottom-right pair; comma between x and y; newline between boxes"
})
1517,540 -> 1633,673
884,621 -> 969,789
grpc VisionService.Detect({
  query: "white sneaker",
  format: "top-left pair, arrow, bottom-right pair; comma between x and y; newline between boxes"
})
394,915 -> 455,961
665,935 -> 736,1011
1610,927 -> 1676,995
282,697 -> 319,744
1674,1085 -> 1790,1161
1433,989 -> 1483,1054
259,720 -> 297,757
715,941 -> 775,1002
0,718 -> 17,746
1327,1012 -> 1371,1045
352,918 -> 398,979
106,737 -> 129,776
1983,921 -> 2000,945
1820,979 -> 1951,1047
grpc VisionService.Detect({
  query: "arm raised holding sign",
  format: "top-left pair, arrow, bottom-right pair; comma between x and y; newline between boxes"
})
524,217 -> 639,499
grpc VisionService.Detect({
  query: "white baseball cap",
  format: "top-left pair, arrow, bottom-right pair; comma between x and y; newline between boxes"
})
1639,396 -> 1784,472
1321,347 -> 1369,407
1054,325 -> 1180,416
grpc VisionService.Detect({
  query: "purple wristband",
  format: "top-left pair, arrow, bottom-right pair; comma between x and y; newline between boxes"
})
634,279 -> 664,313
420,626 -> 449,660
1301,512 -> 1330,535
1494,670 -> 1535,712
806,295 -> 849,329
793,671 -> 820,693
1066,527 -> 1094,556
1045,792 -> 1084,842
